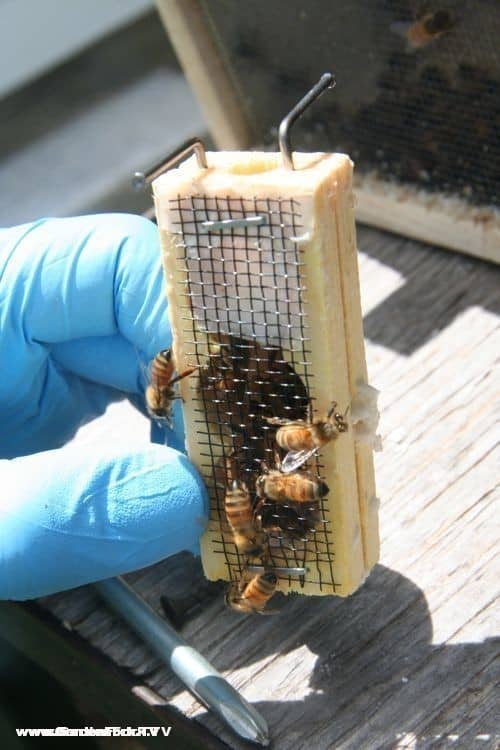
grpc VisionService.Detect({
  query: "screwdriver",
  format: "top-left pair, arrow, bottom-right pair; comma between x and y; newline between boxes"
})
95,577 -> 270,746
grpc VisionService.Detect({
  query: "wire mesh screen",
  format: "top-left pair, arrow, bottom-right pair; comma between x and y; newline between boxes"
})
200,0 -> 499,209
169,194 -> 340,592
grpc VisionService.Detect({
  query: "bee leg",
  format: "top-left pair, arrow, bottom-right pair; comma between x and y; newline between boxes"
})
167,367 -> 198,388
307,400 -> 314,422
272,447 -> 282,471
326,401 -> 338,419
255,481 -> 268,505
155,416 -> 174,430
253,496 -> 265,523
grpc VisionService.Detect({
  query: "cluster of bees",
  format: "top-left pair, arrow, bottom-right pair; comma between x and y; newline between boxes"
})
144,334 -> 349,615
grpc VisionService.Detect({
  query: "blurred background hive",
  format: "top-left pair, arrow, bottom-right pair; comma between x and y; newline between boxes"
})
159,0 -> 500,261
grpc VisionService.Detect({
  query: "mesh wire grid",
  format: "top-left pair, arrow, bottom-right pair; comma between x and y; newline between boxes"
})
169,193 -> 340,592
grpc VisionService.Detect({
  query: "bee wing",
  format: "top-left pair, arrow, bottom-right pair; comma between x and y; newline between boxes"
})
137,348 -> 153,391
281,447 -> 318,473
389,20 -> 413,39
147,397 -> 175,429
154,411 -> 174,430
263,416 -> 289,427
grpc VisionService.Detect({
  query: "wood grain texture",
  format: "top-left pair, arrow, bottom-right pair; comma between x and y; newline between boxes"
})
40,225 -> 499,750
355,175 -> 500,265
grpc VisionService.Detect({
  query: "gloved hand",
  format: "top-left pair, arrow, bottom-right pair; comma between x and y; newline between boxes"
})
0,214 -> 208,600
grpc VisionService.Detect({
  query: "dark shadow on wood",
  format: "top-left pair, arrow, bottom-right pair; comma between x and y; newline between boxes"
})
0,598 -> 229,750
0,636 -> 100,749
41,552 -> 499,749
358,225 -> 500,356
165,563 -> 498,749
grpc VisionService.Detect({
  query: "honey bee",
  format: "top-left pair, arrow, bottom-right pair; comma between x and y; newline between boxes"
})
256,464 -> 329,504
145,349 -> 197,426
266,402 -> 349,473
390,10 -> 454,50
224,479 -> 266,557
225,571 -> 278,615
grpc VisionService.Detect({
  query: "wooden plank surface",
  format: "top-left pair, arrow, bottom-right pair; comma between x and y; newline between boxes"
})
41,224 -> 499,750
355,176 -> 500,265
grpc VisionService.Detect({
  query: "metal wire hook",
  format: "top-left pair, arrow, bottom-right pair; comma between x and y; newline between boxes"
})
132,136 -> 208,191
278,73 -> 336,170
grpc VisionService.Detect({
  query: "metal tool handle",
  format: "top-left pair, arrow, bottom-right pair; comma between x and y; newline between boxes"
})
279,72 -> 336,170
95,577 -> 269,746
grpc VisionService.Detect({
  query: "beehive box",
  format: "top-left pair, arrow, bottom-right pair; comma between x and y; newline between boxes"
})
157,0 -> 500,262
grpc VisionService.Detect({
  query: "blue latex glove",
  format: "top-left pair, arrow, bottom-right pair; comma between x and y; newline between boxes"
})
0,214 -> 208,600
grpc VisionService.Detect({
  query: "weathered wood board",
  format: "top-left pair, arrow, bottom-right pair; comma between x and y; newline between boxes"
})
41,224 -> 500,750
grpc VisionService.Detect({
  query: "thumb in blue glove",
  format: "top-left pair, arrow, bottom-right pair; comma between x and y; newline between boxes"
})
0,214 -> 208,600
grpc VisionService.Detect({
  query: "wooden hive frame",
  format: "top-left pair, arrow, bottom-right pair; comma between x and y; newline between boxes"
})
153,149 -> 379,597
155,0 -> 500,265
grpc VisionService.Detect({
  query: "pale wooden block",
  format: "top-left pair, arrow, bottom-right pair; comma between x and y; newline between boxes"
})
153,151 -> 379,597
355,173 -> 500,264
